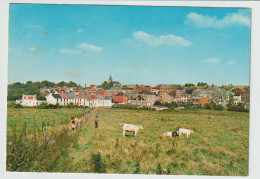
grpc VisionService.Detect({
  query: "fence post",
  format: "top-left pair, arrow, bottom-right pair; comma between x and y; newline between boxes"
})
24,122 -> 26,136
42,121 -> 44,132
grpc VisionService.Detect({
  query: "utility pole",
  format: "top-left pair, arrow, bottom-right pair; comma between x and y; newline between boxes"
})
84,83 -> 86,109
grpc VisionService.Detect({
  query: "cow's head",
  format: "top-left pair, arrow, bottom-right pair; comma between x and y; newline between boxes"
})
139,125 -> 144,130
191,129 -> 194,133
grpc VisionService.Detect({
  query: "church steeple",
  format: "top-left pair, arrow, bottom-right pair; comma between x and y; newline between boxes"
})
109,75 -> 113,83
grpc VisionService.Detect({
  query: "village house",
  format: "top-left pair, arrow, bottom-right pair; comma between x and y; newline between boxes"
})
151,87 -> 160,94
160,93 -> 174,103
113,92 -> 129,104
233,95 -> 242,105
16,94 -> 45,107
157,84 -> 180,95
45,92 -> 62,105
175,87 -> 197,103
129,90 -> 158,106
205,88 -> 230,106
188,97 -> 209,106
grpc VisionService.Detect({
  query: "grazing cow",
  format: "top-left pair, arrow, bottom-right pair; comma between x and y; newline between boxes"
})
163,131 -> 179,138
208,115 -> 214,119
119,123 -> 144,137
178,128 -> 194,138
163,131 -> 173,138
172,131 -> 179,137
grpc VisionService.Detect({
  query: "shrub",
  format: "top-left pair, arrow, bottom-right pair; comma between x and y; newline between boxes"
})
91,153 -> 106,173
37,102 -> 48,109
156,163 -> 162,174
227,102 -> 249,112
66,103 -> 74,108
133,162 -> 141,174
14,104 -> 23,108
214,104 -> 224,111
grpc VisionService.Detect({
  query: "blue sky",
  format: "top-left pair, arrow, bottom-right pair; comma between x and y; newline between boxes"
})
8,4 -> 251,86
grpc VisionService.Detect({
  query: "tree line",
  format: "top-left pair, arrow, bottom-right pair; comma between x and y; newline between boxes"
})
8,80 -> 78,100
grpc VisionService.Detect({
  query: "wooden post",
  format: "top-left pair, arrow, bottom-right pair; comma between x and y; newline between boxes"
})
42,121 -> 44,132
24,122 -> 26,136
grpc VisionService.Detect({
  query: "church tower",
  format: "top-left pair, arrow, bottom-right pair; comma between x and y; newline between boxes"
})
109,75 -> 113,83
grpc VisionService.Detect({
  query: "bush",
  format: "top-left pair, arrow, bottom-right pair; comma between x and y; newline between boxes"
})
227,102 -> 249,112
156,163 -> 162,174
66,103 -> 74,108
91,153 -> 106,173
37,102 -> 48,109
14,103 -> 23,108
214,104 -> 224,111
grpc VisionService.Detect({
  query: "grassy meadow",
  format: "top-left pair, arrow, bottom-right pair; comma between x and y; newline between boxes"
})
7,107 -> 89,141
69,108 -> 249,176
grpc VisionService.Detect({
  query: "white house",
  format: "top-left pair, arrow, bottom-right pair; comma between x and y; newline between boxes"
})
233,95 -> 242,105
46,93 -> 62,105
16,94 -> 45,107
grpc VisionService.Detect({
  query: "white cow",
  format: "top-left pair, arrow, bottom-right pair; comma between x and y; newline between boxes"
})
178,128 -> 194,138
163,131 -> 173,138
163,131 -> 179,138
119,123 -> 144,137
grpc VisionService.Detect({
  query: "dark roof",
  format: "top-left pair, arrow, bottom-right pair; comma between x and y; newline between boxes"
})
112,81 -> 121,84
52,94 -> 61,99
115,92 -> 127,96
65,92 -> 78,99
138,90 -> 154,95
104,96 -> 111,100
186,90 -> 194,94
159,84 -> 180,89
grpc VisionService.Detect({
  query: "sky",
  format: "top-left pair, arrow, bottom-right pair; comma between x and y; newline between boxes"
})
8,4 -> 251,86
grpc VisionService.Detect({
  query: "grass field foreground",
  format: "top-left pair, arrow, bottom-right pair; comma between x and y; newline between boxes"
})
70,108 -> 249,176
7,107 -> 89,141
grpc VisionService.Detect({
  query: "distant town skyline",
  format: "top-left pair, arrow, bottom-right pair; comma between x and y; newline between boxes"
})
8,4 -> 251,86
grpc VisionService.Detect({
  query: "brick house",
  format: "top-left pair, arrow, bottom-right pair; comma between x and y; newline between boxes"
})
113,92 -> 129,104
188,97 -> 209,106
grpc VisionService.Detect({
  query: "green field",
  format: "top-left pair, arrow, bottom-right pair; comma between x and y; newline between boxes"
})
7,107 -> 89,140
69,108 -> 249,176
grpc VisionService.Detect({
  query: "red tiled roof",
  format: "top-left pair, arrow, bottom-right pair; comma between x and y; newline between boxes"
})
58,92 -> 68,99
90,94 -> 97,99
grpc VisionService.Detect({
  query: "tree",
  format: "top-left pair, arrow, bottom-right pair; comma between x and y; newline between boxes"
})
232,88 -> 243,96
57,81 -> 67,87
185,83 -> 195,87
101,81 -> 109,90
154,101 -> 162,105
68,81 -> 77,87
197,82 -> 208,86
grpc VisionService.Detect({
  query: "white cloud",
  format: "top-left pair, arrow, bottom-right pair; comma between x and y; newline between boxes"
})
59,48 -> 80,55
185,9 -> 250,28
227,60 -> 236,65
204,57 -> 221,64
59,42 -> 103,55
25,24 -> 42,29
29,47 -> 35,51
76,28 -> 84,33
133,31 -> 192,47
77,43 -> 103,52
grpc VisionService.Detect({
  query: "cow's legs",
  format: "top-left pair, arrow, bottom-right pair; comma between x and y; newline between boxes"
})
123,130 -> 125,137
187,133 -> 189,138
179,132 -> 182,137
134,131 -> 137,137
